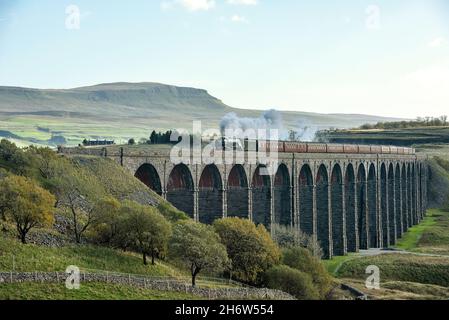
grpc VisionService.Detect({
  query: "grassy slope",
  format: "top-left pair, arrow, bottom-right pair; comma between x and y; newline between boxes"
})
319,126 -> 449,146
0,282 -> 201,300
0,235 -> 183,277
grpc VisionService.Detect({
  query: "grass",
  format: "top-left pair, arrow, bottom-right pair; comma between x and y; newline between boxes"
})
395,208 -> 449,255
341,279 -> 449,300
320,126 -> 449,146
395,209 -> 438,251
0,234 -> 183,277
336,253 -> 449,288
322,254 -> 357,275
0,282 -> 203,300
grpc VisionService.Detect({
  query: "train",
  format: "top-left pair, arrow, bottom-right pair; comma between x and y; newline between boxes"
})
218,138 -> 415,155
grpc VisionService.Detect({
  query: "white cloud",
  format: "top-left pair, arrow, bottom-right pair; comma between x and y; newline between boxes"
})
428,37 -> 445,48
177,0 -> 215,11
161,0 -> 215,11
231,14 -> 249,23
227,0 -> 258,5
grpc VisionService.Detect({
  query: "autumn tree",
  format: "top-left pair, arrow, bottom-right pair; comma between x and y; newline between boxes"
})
50,161 -> 105,243
0,175 -> 55,243
214,217 -> 281,285
169,220 -> 229,287
91,196 -> 122,245
120,201 -> 171,265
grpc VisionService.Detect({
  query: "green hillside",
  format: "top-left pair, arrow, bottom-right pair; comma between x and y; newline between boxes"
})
0,82 -> 403,147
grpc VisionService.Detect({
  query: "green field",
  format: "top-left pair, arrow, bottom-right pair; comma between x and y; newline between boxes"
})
0,282 -> 202,300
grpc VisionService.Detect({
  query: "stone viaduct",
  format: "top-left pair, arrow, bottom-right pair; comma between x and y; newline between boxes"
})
60,144 -> 429,259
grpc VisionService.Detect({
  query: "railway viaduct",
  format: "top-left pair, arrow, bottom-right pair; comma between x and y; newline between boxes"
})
60,145 -> 429,259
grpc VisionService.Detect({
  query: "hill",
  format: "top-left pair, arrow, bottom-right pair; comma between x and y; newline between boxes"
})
316,127 -> 449,147
0,82 -> 403,146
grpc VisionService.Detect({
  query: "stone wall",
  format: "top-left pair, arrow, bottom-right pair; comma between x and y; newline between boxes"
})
0,272 -> 295,300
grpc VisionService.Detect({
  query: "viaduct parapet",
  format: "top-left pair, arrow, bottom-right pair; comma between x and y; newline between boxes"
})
59,144 -> 428,259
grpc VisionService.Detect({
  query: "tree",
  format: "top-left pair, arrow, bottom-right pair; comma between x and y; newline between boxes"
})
0,139 -> 33,176
169,220 -> 229,287
120,201 -> 171,265
271,224 -> 323,258
91,196 -> 122,245
0,175 -> 55,243
213,217 -> 281,285
128,138 -> 136,145
50,161 -> 106,243
150,130 -> 157,144
282,246 -> 333,299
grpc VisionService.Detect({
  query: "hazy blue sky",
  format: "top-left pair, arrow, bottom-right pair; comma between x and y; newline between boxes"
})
0,0 -> 448,118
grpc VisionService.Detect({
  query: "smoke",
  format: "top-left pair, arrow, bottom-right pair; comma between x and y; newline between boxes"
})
220,109 -> 288,139
292,119 -> 319,142
220,109 -> 319,142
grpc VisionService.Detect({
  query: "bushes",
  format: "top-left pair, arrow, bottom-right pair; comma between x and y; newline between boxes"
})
157,202 -> 188,222
271,224 -> 323,258
282,247 -> 333,299
264,265 -> 320,300
214,217 -> 281,285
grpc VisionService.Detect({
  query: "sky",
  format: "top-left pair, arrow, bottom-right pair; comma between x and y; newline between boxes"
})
0,0 -> 448,118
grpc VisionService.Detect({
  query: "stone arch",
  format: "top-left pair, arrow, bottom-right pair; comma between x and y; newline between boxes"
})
368,163 -> 378,248
401,163 -> 408,232
198,164 -> 223,224
412,164 -> 417,225
345,163 -> 357,252
316,164 -> 330,258
252,165 -> 271,228
357,163 -> 368,249
419,163 -> 424,219
167,164 -> 194,218
299,164 -> 314,236
380,163 -> 388,247
135,163 -> 163,196
407,163 -> 412,228
227,165 -> 249,219
395,163 -> 402,238
388,163 -> 396,245
274,164 -> 291,226
331,164 -> 344,256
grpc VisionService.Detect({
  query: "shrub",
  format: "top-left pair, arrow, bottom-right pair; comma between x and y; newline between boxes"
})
264,265 -> 320,300
271,224 -> 324,258
213,217 -> 281,285
157,202 -> 189,222
282,246 -> 333,298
